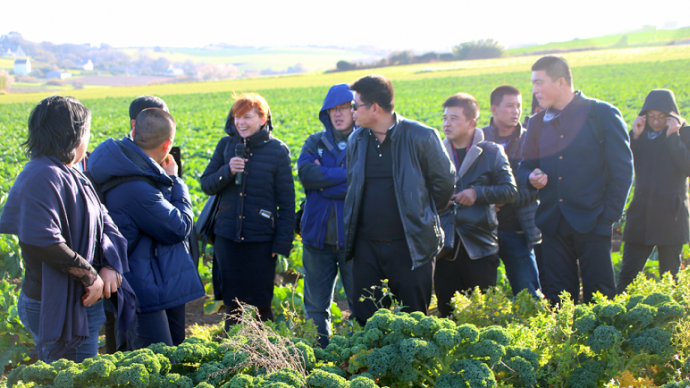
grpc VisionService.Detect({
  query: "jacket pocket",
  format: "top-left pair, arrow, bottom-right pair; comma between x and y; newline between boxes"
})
149,241 -> 163,286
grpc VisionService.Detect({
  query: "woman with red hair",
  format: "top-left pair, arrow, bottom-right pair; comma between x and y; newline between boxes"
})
200,93 -> 295,329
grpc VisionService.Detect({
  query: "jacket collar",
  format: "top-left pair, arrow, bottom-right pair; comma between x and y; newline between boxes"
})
389,112 -> 405,140
444,128 -> 484,181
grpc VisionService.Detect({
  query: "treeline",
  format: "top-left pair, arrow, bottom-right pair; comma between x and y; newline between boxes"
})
332,39 -> 505,72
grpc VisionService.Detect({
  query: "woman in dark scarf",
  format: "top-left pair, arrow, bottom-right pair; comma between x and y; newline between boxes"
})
0,96 -> 136,362
617,89 -> 690,293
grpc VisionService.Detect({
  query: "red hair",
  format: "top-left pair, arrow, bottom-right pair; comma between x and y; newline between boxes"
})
230,92 -> 270,119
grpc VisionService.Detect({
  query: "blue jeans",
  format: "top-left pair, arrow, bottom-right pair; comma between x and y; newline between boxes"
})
497,230 -> 541,297
303,243 -> 356,348
18,291 -> 105,363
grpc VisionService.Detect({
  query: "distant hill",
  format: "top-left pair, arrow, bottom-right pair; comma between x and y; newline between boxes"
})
120,46 -> 376,74
507,26 -> 690,55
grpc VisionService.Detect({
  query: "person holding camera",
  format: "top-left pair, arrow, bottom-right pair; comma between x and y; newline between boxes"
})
200,93 -> 295,330
88,107 -> 204,349
0,96 -> 135,361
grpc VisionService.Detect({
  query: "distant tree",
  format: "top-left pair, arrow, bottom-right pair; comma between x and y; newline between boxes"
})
100,43 -> 113,50
286,63 -> 307,74
0,70 -> 13,91
336,60 -> 354,71
439,53 -> 455,61
452,39 -> 505,60
414,52 -> 439,63
152,57 -> 171,73
388,50 -> 414,65
195,63 -> 239,81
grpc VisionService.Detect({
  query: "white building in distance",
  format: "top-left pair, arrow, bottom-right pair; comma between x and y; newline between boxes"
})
80,59 -> 94,71
14,58 -> 31,75
46,70 -> 73,80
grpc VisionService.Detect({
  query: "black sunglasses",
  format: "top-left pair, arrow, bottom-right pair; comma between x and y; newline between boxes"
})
351,101 -> 372,111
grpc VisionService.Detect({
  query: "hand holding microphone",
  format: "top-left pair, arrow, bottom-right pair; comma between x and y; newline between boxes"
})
230,143 -> 248,185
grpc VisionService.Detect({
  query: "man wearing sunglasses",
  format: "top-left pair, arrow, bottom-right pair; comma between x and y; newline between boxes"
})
518,55 -> 633,305
297,84 -> 357,348
343,74 -> 455,324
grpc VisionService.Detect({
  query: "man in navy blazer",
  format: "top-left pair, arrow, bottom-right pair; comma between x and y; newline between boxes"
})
518,55 -> 633,304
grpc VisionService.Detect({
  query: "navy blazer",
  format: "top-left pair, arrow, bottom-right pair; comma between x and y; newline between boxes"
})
518,92 -> 634,237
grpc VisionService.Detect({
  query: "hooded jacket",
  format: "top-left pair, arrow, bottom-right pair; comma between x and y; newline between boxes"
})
444,129 -> 517,260
200,117 -> 295,256
482,120 -> 541,245
297,84 -> 354,249
624,89 -> 690,246
343,113 -> 455,268
88,137 -> 204,313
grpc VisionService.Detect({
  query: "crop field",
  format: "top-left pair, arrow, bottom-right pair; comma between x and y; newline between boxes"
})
506,26 -> 690,55
2,49 -> 690,386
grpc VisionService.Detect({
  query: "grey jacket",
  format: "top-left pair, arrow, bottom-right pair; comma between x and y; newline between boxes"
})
444,129 -> 518,260
343,113 -> 456,268
482,120 -> 542,245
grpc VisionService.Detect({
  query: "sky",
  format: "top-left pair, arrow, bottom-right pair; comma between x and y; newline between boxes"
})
4,0 -> 690,52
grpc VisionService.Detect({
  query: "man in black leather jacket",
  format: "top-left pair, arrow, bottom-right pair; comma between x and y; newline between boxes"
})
343,74 -> 455,324
435,93 -> 517,317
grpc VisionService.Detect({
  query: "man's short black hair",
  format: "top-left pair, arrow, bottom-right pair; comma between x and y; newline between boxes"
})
349,74 -> 395,113
129,95 -> 169,120
490,85 -> 521,107
133,108 -> 176,150
531,55 -> 572,86
23,95 -> 91,164
443,93 -> 479,121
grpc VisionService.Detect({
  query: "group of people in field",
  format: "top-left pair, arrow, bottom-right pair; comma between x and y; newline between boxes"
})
2,54 -> 688,360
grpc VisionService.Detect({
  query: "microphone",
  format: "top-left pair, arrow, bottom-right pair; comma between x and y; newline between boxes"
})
235,143 -> 246,185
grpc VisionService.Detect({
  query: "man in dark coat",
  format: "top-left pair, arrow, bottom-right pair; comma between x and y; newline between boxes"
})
89,108 -> 204,349
617,89 -> 690,293
518,55 -> 634,304
343,74 -> 455,324
297,84 -> 357,348
436,93 -> 517,317
482,86 -> 541,297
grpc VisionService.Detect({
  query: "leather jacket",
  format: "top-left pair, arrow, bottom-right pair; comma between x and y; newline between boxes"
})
444,129 -> 517,260
343,113 -> 455,268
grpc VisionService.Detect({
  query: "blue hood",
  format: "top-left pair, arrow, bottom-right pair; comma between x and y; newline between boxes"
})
88,137 -> 173,187
319,84 -> 354,134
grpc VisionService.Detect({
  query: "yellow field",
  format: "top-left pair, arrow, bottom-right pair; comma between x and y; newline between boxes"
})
0,58 -> 15,70
2,45 -> 689,105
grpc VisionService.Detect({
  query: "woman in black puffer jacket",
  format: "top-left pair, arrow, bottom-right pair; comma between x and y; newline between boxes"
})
200,93 -> 295,328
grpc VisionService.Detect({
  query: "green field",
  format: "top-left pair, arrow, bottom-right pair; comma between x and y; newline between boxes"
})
507,26 -> 690,55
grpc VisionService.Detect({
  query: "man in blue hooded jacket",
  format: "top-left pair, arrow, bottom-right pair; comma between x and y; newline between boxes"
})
297,84 -> 356,348
88,108 -> 204,349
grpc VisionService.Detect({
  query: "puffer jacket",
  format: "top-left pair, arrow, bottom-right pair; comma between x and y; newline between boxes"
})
444,129 -> 517,260
343,113 -> 456,268
88,137 -> 204,313
200,118 -> 295,256
482,120 -> 541,245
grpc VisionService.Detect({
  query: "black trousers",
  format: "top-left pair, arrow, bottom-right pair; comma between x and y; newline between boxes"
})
616,243 -> 683,294
434,243 -> 499,317
542,217 -> 615,304
352,238 -> 433,325
215,236 -> 275,330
